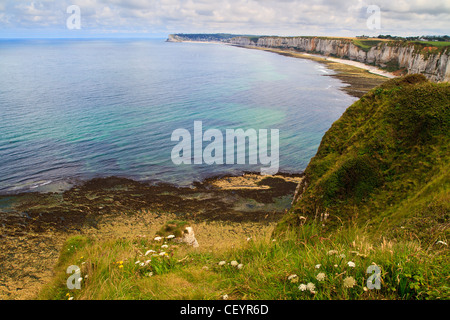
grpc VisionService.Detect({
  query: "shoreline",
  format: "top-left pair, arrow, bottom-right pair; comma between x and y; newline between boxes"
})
174,40 -> 392,98
0,172 -> 302,299
230,45 -> 392,98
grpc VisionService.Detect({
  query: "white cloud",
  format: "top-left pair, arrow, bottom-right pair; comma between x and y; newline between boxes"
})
0,0 -> 448,36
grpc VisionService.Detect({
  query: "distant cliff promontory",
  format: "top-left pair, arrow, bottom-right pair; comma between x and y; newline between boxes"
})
168,34 -> 450,83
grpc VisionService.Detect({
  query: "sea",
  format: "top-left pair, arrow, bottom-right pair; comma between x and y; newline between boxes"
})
0,38 -> 357,194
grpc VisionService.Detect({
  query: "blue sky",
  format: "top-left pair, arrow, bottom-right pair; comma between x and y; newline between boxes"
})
0,0 -> 449,38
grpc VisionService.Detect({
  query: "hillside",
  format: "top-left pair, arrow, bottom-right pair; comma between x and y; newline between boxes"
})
278,74 -> 449,244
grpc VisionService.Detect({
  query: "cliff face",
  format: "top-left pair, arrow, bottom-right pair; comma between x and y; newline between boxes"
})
229,36 -> 450,82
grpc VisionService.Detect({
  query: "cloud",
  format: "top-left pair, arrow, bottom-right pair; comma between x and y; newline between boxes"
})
0,0 -> 448,37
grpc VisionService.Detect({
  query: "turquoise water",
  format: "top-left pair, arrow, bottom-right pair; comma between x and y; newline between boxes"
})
0,39 -> 356,193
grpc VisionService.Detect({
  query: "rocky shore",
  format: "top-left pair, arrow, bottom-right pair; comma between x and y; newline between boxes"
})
0,172 -> 302,299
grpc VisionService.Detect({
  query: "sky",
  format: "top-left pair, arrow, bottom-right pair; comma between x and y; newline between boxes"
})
0,0 -> 449,38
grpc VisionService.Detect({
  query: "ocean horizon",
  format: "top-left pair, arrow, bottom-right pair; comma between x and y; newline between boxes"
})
0,38 -> 357,194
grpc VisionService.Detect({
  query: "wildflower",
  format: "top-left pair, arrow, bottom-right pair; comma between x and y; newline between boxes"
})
306,282 -> 316,293
218,261 -> 226,266
145,250 -> 156,256
68,297 -> 74,300
343,276 -> 356,288
223,294 -> 229,300
135,260 -> 141,264
118,265 -> 123,269
315,264 -> 321,269
288,274 -> 298,283
436,240 -> 448,246
202,266 -> 209,270
161,244 -> 169,249
347,261 -> 356,268
237,264 -> 244,269
246,237 -> 252,241
327,250 -> 338,255
316,273 -> 326,281
154,236 -> 162,241
140,262 -> 145,267
334,264 -> 338,268
77,277 -> 83,283
230,261 -> 239,267
166,235 -> 175,239
144,260 -> 151,265
147,272 -> 153,277
159,252 -> 166,256
298,284 -> 307,291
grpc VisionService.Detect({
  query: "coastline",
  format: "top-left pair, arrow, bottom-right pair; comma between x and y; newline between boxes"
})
229,45 -> 392,98
172,40 -> 392,98
1,40 -> 391,300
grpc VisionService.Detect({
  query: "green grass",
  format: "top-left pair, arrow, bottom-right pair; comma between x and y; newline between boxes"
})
352,39 -> 383,52
38,222 -> 449,300
280,75 -> 449,244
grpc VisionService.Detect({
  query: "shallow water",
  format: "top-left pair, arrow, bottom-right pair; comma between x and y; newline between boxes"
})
0,38 -> 356,194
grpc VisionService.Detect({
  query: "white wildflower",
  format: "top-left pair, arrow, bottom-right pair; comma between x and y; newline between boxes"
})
343,276 -> 356,288
298,284 -> 307,291
145,250 -> 156,256
161,244 -> 169,249
316,273 -> 326,281
223,294 -> 229,300
218,261 -> 226,266
230,261 -> 239,267
237,264 -> 244,269
166,235 -> 175,239
340,253 -> 346,259
327,250 -> 338,255
288,274 -> 298,283
154,236 -> 162,241
315,264 -> 321,269
159,252 -> 166,256
306,282 -> 316,293
347,261 -> 356,268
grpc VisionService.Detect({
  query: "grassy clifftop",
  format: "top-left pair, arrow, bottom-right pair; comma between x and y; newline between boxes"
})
278,74 -> 449,244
